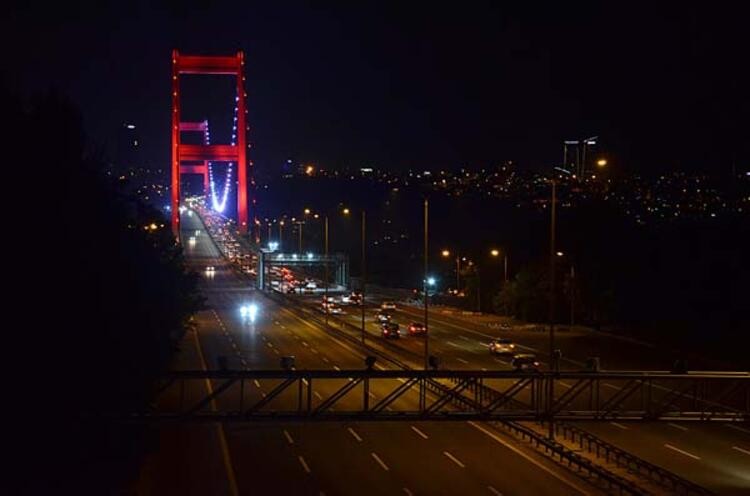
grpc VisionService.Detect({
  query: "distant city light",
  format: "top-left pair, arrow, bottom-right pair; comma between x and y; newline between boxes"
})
307,252 -> 314,260
491,249 -> 500,257
427,277 -> 436,286
126,124 -> 135,129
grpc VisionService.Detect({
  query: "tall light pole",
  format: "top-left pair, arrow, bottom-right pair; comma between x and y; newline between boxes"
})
294,220 -> 304,252
324,215 -> 329,326
279,220 -> 284,251
441,249 -> 460,291
548,177 -> 558,440
361,210 -> 366,344
570,265 -> 575,327
423,198 -> 429,370
490,248 -> 508,284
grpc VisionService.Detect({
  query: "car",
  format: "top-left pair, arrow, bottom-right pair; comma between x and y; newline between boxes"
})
511,354 -> 541,372
375,311 -> 392,323
380,301 -> 397,310
305,281 -> 318,290
489,338 -> 516,355
340,294 -> 352,304
407,322 -> 427,336
381,322 -> 400,338
328,305 -> 343,315
205,265 -> 215,273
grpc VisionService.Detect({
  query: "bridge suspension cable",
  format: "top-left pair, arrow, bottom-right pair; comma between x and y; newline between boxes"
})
206,94 -> 239,213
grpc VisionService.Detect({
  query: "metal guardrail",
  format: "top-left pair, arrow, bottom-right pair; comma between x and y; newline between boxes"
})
556,423 -> 712,495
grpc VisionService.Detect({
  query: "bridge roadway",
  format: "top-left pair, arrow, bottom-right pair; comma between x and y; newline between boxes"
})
149,211 -> 594,496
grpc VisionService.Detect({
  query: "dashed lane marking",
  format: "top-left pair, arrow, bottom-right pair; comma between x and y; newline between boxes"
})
443,451 -> 465,468
283,430 -> 294,445
487,486 -> 503,496
314,391 -> 323,400
456,358 -> 470,364
298,456 -> 311,474
410,426 -> 429,439
347,427 -> 362,442
732,446 -> 750,456
253,380 -> 261,388
664,444 -> 701,460
610,422 -> 628,430
667,422 -> 689,432
371,452 -> 389,471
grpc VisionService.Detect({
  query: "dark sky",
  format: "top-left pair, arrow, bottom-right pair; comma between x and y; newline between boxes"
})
4,1 -> 748,175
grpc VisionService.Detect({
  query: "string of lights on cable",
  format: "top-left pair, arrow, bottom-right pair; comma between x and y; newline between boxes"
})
205,94 -> 239,213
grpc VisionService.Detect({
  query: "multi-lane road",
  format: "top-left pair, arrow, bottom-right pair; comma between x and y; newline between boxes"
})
138,210 -> 598,495
314,292 -> 750,494
139,209 -> 749,495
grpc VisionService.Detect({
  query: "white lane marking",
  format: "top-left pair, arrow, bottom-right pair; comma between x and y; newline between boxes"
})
443,451 -> 465,468
280,325 -> 286,329
664,444 -> 701,460
334,365 -> 341,371
273,348 -> 280,355
610,422 -> 628,430
371,452 -> 389,471
456,357 -> 469,364
468,421 -> 591,495
481,367 -> 488,372
732,446 -> 750,456
266,342 -> 273,348
298,455 -> 311,474
397,378 -> 407,383
313,391 -> 322,400
667,422 -> 689,432
368,391 -> 377,399
374,363 -> 386,370
603,383 -> 620,390
283,430 -> 294,445
559,381 -> 572,389
447,341 -> 461,348
302,378 -> 309,386
347,427 -> 362,442
494,358 -> 508,365
403,488 -> 414,496
311,348 -> 319,354
322,357 -> 330,363
253,380 -> 261,388
410,426 -> 429,439
487,486 -> 503,496
726,424 -> 750,435
459,335 -> 471,341
302,341 -> 309,347
274,321 -> 281,325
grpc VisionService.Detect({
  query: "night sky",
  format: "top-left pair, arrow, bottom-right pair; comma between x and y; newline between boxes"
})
4,2 -> 748,175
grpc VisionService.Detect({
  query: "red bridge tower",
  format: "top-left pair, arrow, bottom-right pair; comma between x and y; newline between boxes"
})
171,50 -> 251,237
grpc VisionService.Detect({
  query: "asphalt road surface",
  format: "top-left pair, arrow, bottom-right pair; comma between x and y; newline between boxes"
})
156,210 -> 599,496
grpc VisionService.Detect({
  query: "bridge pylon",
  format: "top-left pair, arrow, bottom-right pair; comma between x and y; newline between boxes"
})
171,50 -> 252,238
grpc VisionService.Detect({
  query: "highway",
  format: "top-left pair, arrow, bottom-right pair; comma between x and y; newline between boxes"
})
298,288 -> 750,494
159,209 -> 597,495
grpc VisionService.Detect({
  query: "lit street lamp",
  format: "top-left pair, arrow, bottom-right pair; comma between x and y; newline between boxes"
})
441,249 -> 461,291
490,248 -> 508,283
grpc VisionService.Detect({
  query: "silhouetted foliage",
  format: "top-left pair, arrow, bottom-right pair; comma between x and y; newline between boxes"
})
7,86 -> 202,494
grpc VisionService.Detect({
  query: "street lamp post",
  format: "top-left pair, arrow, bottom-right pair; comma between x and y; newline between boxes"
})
361,210 -> 366,345
423,198 -> 429,370
441,249 -> 461,292
279,220 -> 284,251
324,215 -> 329,326
548,177 -> 558,440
